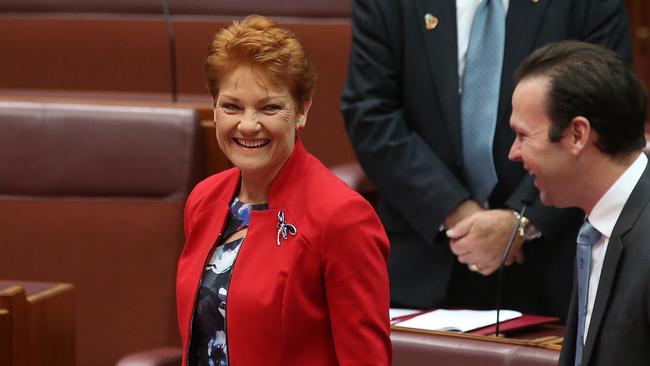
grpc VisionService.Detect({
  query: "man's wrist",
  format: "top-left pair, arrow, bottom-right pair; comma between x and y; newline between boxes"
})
512,210 -> 542,241
443,199 -> 483,230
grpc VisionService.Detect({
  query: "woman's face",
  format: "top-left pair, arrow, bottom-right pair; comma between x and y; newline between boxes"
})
214,66 -> 308,179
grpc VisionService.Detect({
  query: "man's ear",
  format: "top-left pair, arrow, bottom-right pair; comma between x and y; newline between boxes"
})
567,116 -> 592,155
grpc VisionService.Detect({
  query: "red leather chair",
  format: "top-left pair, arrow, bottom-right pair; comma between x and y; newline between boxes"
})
0,101 -> 201,366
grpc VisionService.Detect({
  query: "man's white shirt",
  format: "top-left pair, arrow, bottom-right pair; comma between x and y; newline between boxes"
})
584,152 -> 647,341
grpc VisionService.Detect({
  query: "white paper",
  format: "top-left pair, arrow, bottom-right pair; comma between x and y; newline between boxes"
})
394,309 -> 522,332
389,308 -> 422,324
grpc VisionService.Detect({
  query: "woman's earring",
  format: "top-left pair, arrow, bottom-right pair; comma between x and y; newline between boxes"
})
294,116 -> 302,132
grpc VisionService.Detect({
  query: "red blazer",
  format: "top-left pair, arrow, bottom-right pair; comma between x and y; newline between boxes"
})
176,140 -> 391,365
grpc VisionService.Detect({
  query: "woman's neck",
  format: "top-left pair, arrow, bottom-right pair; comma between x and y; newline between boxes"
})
238,168 -> 278,204
237,147 -> 294,204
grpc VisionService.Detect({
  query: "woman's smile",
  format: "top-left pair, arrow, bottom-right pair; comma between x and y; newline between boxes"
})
233,138 -> 271,148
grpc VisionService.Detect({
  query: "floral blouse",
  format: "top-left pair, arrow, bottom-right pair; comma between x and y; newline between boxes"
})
188,197 -> 267,366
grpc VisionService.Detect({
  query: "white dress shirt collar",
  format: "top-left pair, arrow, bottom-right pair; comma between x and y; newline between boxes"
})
588,152 -> 647,239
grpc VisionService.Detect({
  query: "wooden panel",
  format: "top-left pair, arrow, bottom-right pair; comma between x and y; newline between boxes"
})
0,17 -> 171,93
0,201 -> 183,366
626,0 -> 650,100
0,286 -> 29,366
0,282 -> 75,366
0,309 -> 10,366
26,284 -> 75,366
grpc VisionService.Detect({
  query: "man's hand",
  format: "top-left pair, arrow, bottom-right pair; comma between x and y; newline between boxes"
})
446,209 -> 525,275
444,199 -> 484,229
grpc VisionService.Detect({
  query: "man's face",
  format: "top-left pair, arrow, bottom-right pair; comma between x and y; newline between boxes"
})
508,77 -> 575,208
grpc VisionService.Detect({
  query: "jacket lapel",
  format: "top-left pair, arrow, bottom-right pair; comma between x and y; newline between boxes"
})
582,165 -> 650,365
415,0 -> 461,157
581,236 -> 623,365
415,0 -> 553,159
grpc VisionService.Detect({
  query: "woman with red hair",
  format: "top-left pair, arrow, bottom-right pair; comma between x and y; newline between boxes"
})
176,15 -> 391,366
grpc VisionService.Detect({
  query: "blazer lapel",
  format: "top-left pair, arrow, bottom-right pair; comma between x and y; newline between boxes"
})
415,0 -> 553,157
582,165 -> 650,365
581,236 -> 623,365
415,0 -> 461,157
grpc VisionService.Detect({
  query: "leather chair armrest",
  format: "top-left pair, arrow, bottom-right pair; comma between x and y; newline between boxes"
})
330,161 -> 378,206
115,347 -> 182,366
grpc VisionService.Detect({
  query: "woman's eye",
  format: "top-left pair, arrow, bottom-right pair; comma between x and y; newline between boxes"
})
221,103 -> 241,112
261,104 -> 282,114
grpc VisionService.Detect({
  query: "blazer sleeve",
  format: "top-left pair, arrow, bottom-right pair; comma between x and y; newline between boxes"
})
578,0 -> 632,62
340,0 -> 470,242
321,196 -> 391,365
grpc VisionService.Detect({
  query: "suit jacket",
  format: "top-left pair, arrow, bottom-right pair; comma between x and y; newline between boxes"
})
341,0 -> 631,315
559,165 -> 650,366
176,141 -> 391,366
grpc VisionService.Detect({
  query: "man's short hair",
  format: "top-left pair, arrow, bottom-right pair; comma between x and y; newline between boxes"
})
515,40 -> 647,156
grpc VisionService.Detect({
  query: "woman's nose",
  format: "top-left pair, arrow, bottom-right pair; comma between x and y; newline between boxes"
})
238,110 -> 261,133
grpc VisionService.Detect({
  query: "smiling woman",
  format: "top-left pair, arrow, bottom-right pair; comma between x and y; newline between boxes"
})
213,66 -> 308,201
175,15 -> 391,366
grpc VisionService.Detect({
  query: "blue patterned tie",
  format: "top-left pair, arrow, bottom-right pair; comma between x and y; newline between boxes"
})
575,221 -> 601,366
460,0 -> 505,204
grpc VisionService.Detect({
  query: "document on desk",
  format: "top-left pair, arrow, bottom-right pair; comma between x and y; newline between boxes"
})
389,308 -> 422,322
394,309 -> 522,332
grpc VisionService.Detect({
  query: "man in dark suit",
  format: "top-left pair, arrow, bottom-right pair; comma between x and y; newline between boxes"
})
509,40 -> 648,366
341,0 -> 632,319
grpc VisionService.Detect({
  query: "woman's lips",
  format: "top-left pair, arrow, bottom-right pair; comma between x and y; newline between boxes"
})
233,138 -> 270,148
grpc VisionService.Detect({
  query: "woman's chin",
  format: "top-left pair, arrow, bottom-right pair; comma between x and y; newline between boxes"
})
232,158 -> 275,177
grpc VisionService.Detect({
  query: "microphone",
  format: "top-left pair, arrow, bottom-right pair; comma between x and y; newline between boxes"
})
518,177 -> 539,207
494,177 -> 538,337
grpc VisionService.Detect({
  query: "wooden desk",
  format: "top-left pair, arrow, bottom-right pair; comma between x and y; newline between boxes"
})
392,324 -> 563,366
0,280 -> 74,366
0,308 -> 11,366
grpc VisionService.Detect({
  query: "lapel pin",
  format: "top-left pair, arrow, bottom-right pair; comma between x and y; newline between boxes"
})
276,210 -> 297,246
531,0 -> 539,3
424,13 -> 438,30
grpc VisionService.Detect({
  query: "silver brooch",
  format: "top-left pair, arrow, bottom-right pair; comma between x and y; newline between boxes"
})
276,210 -> 297,246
